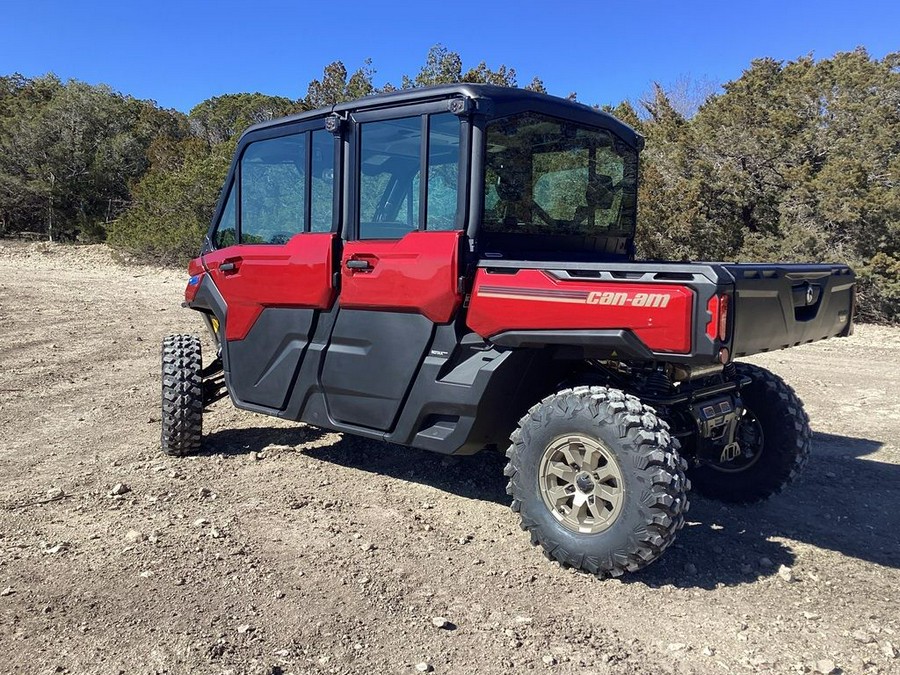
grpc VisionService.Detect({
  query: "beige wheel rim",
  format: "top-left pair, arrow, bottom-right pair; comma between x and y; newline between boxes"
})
538,435 -> 625,534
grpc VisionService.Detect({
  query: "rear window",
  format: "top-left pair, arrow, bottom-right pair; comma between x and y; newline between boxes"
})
483,113 -> 637,240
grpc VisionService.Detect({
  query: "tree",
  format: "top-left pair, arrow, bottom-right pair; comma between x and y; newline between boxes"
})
304,60 -> 376,108
401,45 -> 518,88
189,93 -> 303,145
0,75 -> 186,240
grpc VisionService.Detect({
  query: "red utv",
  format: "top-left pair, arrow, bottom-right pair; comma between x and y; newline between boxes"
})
163,85 -> 855,576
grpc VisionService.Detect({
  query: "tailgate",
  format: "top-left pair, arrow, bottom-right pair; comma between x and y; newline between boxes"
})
726,263 -> 855,357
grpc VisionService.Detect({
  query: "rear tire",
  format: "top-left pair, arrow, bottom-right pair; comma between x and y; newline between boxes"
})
504,386 -> 689,577
161,334 -> 203,456
688,363 -> 811,503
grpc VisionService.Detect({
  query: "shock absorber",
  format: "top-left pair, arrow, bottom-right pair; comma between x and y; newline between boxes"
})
644,367 -> 673,397
723,361 -> 737,381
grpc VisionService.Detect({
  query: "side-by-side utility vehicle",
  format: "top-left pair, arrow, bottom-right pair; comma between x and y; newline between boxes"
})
163,85 -> 855,577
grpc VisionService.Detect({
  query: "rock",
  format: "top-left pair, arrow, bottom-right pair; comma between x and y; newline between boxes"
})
274,590 -> 285,599
667,643 -> 687,651
193,518 -> 209,527
759,557 -> 774,568
813,659 -> 837,674
46,488 -> 65,500
541,655 -> 557,665
702,646 -> 714,656
0,587 -> 13,597
851,629 -> 873,644
236,624 -> 254,634
362,543 -> 376,552
802,612 -> 820,620
431,616 -> 452,629
880,641 -> 897,658
415,663 -> 433,673
43,542 -> 69,554
684,563 -> 698,575
209,528 -> 223,539
198,487 -> 212,498
110,483 -> 130,496
139,570 -> 153,578
124,529 -> 145,544
249,451 -> 260,461
777,564 -> 794,582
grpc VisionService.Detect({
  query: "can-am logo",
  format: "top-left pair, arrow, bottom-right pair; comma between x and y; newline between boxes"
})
586,291 -> 672,308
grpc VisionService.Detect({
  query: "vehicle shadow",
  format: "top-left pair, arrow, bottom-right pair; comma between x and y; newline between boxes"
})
635,431 -> 898,589
201,425 -> 330,457
200,425 -> 898,587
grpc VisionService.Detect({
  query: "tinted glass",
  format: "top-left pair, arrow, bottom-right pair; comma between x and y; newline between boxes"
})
483,113 -> 637,237
310,130 -> 334,232
358,116 -> 421,239
426,113 -> 460,230
214,183 -> 237,248
241,134 -> 306,244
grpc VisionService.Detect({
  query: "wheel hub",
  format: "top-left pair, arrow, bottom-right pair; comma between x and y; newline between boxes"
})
538,435 -> 625,534
575,472 -> 595,493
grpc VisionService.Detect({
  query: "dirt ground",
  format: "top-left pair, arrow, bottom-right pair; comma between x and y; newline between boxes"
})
0,241 -> 898,675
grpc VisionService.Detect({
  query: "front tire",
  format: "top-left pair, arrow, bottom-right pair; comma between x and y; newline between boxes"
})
504,386 -> 689,577
161,334 -> 203,456
688,363 -> 811,503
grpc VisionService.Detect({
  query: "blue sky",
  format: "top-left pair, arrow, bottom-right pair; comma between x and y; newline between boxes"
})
1,0 -> 897,112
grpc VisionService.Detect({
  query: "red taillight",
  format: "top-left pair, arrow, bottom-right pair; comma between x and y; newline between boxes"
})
706,294 -> 729,341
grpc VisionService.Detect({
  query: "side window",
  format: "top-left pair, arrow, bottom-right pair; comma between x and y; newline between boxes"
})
214,183 -> 237,248
359,117 -> 421,240
241,134 -> 307,244
426,113 -> 460,230
357,112 -> 461,239
310,130 -> 334,232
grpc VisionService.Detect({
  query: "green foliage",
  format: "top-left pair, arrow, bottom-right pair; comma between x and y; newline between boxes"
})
2,47 -> 897,323
304,60 -> 377,108
0,74 -> 187,241
636,49 -> 900,321
107,138 -> 233,263
189,93 -> 303,144
401,44 -> 519,89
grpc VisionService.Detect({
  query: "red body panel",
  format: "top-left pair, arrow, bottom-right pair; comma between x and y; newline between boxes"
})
202,233 -> 337,341
184,258 -> 206,303
467,269 -> 694,353
340,230 -> 462,323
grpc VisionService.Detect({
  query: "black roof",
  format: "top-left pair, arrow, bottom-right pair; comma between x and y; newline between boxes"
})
241,83 -> 643,149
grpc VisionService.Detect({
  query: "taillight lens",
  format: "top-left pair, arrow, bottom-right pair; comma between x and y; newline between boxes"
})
706,294 -> 729,341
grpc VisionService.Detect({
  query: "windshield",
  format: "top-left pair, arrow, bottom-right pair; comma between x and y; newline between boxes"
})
482,113 -> 638,243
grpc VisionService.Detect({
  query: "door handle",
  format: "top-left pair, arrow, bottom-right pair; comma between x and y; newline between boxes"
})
346,259 -> 371,270
219,259 -> 241,273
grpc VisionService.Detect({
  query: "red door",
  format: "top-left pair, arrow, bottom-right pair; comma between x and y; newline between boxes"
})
203,233 -> 337,410
320,230 -> 463,431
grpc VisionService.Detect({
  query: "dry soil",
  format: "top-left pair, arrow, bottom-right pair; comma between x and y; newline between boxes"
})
0,242 -> 898,675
